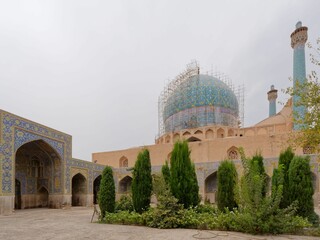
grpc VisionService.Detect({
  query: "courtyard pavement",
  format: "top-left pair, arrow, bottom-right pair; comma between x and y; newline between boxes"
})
0,207 -> 320,240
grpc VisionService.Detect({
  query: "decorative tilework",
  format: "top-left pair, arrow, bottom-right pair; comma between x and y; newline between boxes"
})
0,111 -> 72,194
69,158 -> 104,193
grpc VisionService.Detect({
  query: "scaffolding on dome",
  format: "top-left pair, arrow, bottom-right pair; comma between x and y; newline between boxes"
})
157,61 -> 245,137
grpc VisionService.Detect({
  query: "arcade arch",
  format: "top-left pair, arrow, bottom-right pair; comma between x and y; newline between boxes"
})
72,173 -> 87,206
15,140 -> 62,209
119,176 -> 132,194
93,175 -> 102,204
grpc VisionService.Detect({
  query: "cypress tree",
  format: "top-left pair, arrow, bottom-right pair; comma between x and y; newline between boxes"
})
131,149 -> 152,213
161,160 -> 171,186
98,166 -> 115,217
278,147 -> 294,208
170,140 -> 199,208
217,160 -> 238,211
288,156 -> 314,219
250,153 -> 268,196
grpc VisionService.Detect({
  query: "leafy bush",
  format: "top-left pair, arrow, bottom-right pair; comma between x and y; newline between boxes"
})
143,191 -> 184,228
233,148 -> 311,234
152,174 -> 168,199
115,195 -> 134,212
102,211 -> 143,225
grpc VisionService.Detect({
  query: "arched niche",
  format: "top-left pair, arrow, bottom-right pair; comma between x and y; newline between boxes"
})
173,133 -> 180,142
93,175 -> 102,204
72,173 -> 87,206
119,176 -> 132,194
15,139 -> 62,209
205,171 -> 217,203
227,146 -> 239,160
228,129 -> 234,137
119,156 -> 128,168
217,128 -> 225,138
205,129 -> 214,139
194,130 -> 203,135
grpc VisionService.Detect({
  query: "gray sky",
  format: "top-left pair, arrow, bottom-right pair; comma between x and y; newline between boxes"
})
0,1 -> 319,161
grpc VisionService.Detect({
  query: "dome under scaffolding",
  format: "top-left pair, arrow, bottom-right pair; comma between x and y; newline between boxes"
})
158,61 -> 244,136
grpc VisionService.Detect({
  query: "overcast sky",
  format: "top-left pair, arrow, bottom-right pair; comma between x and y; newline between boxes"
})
0,1 -> 319,161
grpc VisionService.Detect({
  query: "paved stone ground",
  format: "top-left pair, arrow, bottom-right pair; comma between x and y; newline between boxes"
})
0,207 -> 320,240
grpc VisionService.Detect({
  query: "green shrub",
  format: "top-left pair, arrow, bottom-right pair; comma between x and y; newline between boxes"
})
233,148 -> 311,234
161,161 -> 171,186
132,149 -> 152,213
115,195 -> 134,212
217,160 -> 237,211
170,140 -> 199,208
143,191 -> 184,228
102,211 -> 143,225
98,166 -> 115,218
278,147 -> 295,208
288,156 -> 316,223
152,174 -> 168,199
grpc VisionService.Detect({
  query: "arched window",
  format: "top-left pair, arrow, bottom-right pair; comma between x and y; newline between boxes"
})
29,156 -> 43,178
227,147 -> 239,160
119,156 -> 128,168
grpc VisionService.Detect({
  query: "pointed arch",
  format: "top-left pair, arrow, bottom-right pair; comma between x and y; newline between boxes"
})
182,131 -> 191,137
194,130 -> 203,135
37,186 -> 49,207
165,135 -> 171,143
119,176 -> 133,193
217,128 -> 225,138
205,129 -> 214,139
93,175 -> 102,204
72,173 -> 87,206
173,133 -> 180,142
205,171 -> 217,203
228,129 -> 234,137
227,146 -> 239,160
119,156 -> 128,168
15,139 -> 62,209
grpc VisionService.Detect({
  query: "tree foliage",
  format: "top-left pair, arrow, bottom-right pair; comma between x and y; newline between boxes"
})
278,147 -> 295,208
288,156 -> 314,219
217,160 -> 237,211
98,166 -> 115,217
170,140 -> 199,208
131,149 -> 152,213
250,153 -> 268,197
161,161 -> 171,187
234,148 -> 306,233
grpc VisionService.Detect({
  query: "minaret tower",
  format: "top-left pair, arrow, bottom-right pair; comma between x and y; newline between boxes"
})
290,21 -> 308,130
267,85 -> 278,117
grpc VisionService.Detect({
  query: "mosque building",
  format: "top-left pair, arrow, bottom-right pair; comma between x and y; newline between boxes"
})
0,22 -> 318,215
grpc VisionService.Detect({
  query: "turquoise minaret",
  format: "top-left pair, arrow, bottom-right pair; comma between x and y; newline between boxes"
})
290,21 -> 308,130
267,85 -> 278,117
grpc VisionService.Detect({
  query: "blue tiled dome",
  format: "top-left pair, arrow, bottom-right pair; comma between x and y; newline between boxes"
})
163,74 -> 239,132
